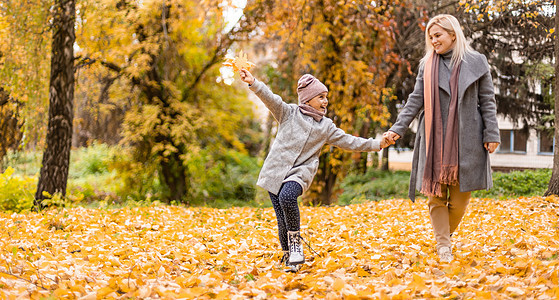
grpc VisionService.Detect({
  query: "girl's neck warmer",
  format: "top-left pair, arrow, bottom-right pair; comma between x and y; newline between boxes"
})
299,104 -> 326,122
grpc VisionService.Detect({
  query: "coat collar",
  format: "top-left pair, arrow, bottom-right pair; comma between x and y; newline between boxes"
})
457,51 -> 489,101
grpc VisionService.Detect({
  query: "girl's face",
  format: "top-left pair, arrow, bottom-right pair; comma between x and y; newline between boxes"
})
307,92 -> 328,113
429,24 -> 455,54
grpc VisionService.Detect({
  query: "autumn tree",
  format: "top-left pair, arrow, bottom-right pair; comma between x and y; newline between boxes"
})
378,1 -> 430,170
34,0 -> 76,209
255,0 -> 552,200
0,0 -> 51,155
461,1 -> 554,125
546,2 -> 559,196
0,88 -> 22,169
74,0 -> 267,202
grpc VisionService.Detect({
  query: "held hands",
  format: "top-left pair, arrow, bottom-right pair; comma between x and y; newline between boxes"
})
380,138 -> 391,149
239,68 -> 255,85
379,130 -> 499,153
484,142 -> 499,153
380,131 -> 400,149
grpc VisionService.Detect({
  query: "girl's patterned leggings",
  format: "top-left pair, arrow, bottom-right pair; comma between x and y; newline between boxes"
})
268,181 -> 303,251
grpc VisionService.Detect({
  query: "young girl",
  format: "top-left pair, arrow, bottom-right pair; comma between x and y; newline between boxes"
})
239,68 -> 389,272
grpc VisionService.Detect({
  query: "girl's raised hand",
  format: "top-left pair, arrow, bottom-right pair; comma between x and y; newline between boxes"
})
239,69 -> 255,85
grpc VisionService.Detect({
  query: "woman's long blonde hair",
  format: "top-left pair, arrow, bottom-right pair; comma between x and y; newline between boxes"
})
420,14 -> 473,68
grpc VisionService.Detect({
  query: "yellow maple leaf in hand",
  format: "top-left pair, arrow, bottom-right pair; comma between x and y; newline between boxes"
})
223,50 -> 255,72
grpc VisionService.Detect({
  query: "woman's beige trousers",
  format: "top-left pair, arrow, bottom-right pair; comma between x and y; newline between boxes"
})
428,184 -> 470,250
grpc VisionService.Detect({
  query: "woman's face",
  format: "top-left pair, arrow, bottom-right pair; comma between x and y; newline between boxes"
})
429,24 -> 455,54
307,92 -> 328,113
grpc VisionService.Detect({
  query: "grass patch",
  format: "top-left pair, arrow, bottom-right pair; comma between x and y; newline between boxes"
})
338,168 -> 552,205
472,168 -> 551,199
338,169 -> 420,205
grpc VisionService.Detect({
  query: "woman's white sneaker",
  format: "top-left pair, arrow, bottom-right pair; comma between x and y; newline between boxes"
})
437,246 -> 453,263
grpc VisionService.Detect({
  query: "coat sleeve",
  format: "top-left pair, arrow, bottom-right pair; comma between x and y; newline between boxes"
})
389,66 -> 426,137
477,57 -> 500,143
249,79 -> 292,124
326,122 -> 381,152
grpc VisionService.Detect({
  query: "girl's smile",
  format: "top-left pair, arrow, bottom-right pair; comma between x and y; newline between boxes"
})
307,92 -> 328,112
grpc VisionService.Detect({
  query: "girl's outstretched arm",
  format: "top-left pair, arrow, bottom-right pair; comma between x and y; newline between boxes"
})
239,68 -> 291,123
326,123 -> 381,152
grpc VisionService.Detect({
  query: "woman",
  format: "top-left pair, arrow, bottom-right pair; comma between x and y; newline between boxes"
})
383,14 -> 500,263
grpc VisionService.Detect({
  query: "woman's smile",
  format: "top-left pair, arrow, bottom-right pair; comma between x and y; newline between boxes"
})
429,24 -> 455,54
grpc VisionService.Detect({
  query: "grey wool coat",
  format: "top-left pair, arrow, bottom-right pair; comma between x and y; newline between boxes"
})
250,79 -> 381,195
389,51 -> 500,202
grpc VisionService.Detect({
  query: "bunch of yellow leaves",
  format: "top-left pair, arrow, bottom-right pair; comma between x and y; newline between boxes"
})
223,50 -> 255,72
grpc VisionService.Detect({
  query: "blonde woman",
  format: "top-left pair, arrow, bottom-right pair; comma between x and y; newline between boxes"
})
383,14 -> 500,263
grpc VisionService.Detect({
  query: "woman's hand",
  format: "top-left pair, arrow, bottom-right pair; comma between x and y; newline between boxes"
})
383,131 -> 400,144
380,137 -> 391,149
239,68 -> 255,85
484,142 -> 499,153
380,131 -> 399,148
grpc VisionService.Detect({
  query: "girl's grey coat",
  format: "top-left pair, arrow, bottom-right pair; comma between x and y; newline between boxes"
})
389,51 -> 500,202
250,80 -> 380,195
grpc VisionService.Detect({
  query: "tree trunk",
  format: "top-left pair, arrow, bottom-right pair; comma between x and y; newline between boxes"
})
303,151 -> 341,206
381,147 -> 389,171
382,94 -> 400,171
318,165 -> 338,206
0,88 -> 23,170
34,0 -> 75,209
160,150 -> 188,203
544,5 -> 559,196
545,3 -> 559,196
353,120 -> 371,174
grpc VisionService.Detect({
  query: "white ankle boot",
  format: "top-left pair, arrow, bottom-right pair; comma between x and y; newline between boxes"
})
437,246 -> 453,263
288,231 -> 304,265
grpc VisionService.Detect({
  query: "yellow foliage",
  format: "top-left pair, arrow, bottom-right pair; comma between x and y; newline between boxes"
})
0,196 -> 558,298
71,0 -> 264,202
0,0 -> 51,147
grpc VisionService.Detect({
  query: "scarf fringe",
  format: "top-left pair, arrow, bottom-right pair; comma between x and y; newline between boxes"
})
421,178 -> 443,198
439,165 -> 459,186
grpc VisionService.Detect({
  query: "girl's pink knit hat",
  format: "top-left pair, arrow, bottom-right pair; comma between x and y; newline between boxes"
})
297,74 -> 328,105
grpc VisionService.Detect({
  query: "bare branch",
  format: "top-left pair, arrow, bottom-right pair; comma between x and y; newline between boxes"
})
0,270 -> 48,291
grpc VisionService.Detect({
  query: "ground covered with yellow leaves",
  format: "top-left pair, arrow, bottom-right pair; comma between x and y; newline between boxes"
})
1,196 -> 558,299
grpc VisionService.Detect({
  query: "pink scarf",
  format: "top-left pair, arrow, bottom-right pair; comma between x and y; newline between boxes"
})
421,51 -> 462,197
